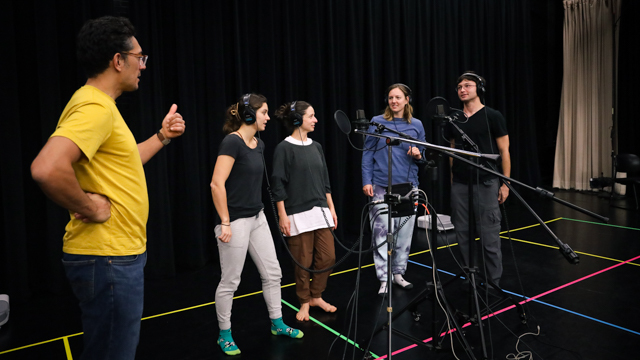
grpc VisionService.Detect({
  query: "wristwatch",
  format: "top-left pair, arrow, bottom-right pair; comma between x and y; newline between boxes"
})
157,129 -> 171,145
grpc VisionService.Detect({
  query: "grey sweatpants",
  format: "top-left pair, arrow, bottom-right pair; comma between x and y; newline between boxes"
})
214,210 -> 283,330
450,179 -> 503,285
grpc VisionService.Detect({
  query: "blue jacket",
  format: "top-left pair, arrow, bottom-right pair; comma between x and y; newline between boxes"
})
361,115 -> 426,188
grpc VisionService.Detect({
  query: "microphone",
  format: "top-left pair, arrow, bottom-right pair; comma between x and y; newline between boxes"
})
371,189 -> 419,204
353,109 -> 371,131
431,103 -> 450,127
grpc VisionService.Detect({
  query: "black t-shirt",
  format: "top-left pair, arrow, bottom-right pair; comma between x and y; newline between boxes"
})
217,134 -> 265,221
444,107 -> 508,184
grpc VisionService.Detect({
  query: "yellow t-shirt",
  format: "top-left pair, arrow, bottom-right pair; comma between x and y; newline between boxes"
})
52,85 -> 148,255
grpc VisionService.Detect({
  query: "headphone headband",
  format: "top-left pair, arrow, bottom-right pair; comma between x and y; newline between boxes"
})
394,83 -> 412,97
460,73 -> 485,95
385,83 -> 413,104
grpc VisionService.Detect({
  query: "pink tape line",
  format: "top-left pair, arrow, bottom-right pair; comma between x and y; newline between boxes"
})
376,253 -> 640,359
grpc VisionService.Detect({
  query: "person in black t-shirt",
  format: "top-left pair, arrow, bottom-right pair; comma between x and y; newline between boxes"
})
444,72 -> 511,287
210,94 -> 303,356
272,101 -> 338,322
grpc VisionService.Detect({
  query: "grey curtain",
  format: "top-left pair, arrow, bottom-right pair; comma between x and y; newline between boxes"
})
553,0 -> 621,190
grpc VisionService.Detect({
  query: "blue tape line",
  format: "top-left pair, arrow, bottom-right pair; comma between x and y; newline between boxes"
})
407,260 -> 640,336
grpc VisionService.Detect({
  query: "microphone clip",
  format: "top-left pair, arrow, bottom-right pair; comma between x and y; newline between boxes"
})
370,121 -> 386,133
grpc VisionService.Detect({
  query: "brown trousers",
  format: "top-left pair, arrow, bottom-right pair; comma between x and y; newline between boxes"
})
288,227 -> 335,303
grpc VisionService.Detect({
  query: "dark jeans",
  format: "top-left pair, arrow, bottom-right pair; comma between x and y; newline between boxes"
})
62,251 -> 147,360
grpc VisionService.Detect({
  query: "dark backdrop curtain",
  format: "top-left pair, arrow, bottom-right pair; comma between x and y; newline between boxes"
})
617,0 -> 638,156
2,0 -> 580,302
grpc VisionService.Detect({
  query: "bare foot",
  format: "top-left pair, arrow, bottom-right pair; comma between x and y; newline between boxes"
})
297,302 -> 310,321
309,297 -> 337,313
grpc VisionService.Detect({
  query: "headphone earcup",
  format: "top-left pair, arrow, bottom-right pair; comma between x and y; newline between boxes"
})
290,101 -> 302,127
460,73 -> 485,97
243,108 -> 256,125
241,94 -> 256,125
292,115 -> 302,127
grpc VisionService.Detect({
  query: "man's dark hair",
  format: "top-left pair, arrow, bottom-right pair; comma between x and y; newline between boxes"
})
77,16 -> 136,78
456,71 -> 486,89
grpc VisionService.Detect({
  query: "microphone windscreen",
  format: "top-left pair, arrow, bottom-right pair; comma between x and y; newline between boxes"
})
333,110 -> 352,134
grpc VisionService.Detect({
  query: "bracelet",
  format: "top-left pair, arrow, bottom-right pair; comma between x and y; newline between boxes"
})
157,129 -> 171,145
221,223 -> 230,226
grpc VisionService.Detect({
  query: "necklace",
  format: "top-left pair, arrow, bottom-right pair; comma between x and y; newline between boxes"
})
235,131 -> 256,145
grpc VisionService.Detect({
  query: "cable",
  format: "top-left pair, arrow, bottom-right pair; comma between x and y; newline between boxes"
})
262,131 -> 383,274
436,183 -> 548,360
421,201 -> 479,359
417,189 -> 462,360
359,136 -> 389,153
451,100 -> 503,357
499,194 -> 581,359
501,200 -> 535,327
327,202 -> 380,360
446,103 -> 575,359
505,326 -> 540,360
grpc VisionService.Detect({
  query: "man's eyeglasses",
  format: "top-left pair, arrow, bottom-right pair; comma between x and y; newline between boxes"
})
121,52 -> 148,66
456,84 -> 476,91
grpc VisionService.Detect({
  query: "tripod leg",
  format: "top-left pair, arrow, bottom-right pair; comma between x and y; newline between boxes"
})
434,282 -> 478,359
487,280 -> 528,324
469,275 -> 529,326
467,270 -> 489,359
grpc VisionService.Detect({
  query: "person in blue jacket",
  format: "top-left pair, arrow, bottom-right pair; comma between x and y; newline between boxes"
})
361,83 -> 426,295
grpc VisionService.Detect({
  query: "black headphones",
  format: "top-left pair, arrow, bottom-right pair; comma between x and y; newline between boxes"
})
460,73 -> 485,96
384,83 -> 412,105
240,93 -> 256,125
290,101 -> 302,127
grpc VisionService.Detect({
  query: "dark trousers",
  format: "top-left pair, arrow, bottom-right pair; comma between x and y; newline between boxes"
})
288,228 -> 335,303
450,179 -> 503,285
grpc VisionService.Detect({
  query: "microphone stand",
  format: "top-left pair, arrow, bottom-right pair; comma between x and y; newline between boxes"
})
366,121 -> 417,360
359,130 -> 608,225
451,119 -> 491,359
359,123 -> 476,359
385,140 -> 396,359
355,126 -> 608,359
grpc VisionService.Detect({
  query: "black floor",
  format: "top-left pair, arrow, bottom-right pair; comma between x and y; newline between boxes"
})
1,190 -> 639,359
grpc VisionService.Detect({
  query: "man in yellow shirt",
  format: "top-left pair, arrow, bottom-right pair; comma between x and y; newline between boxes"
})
31,16 -> 185,360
